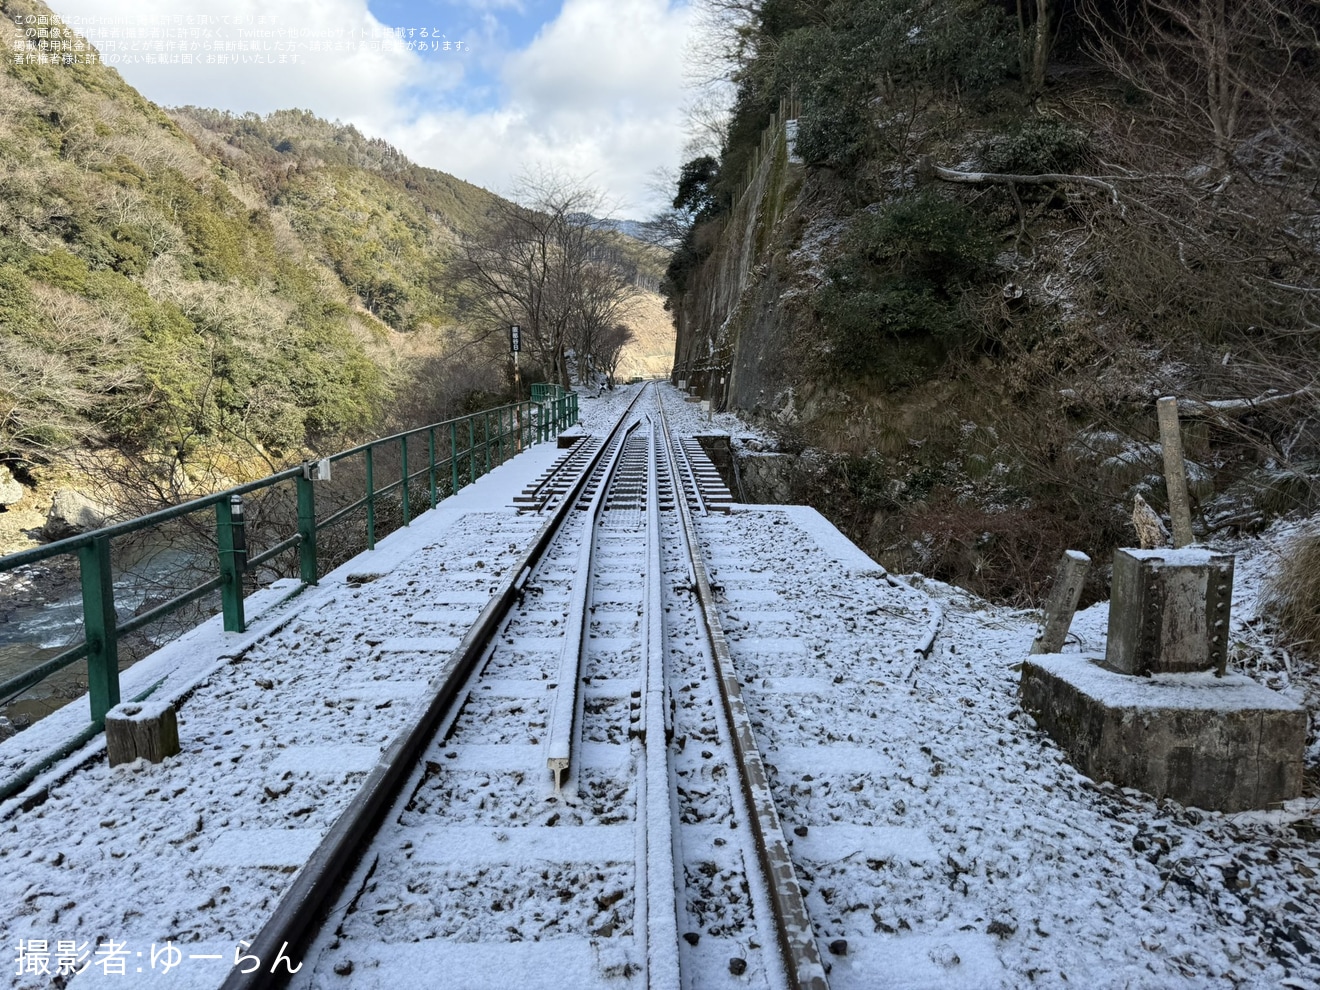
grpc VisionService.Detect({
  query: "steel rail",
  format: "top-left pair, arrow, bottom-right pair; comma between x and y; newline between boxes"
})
657,394 -> 830,990
639,418 -> 682,990
515,434 -> 597,512
545,419 -> 640,791
655,392 -> 707,518
218,385 -> 649,990
674,433 -> 708,517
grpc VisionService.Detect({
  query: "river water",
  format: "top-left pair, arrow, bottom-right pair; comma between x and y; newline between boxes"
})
0,540 -> 215,728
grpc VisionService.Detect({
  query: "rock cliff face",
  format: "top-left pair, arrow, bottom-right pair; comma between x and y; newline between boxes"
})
664,113 -> 1123,603
670,116 -> 808,423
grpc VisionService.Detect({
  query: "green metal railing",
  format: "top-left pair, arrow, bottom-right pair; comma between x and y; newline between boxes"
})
0,389 -> 580,738
530,382 -> 567,404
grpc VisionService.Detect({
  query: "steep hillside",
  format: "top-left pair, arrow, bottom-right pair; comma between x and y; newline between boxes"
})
0,0 -> 398,470
168,107 -> 501,332
0,0 -> 517,545
666,0 -> 1320,606
616,291 -> 675,380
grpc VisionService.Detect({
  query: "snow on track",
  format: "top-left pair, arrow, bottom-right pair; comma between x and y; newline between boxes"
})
0,381 -> 1316,989
698,506 -> 1319,989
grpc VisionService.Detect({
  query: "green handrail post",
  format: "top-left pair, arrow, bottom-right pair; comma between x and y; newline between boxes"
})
497,408 -> 505,465
468,417 -> 477,485
400,434 -> 411,527
428,428 -> 438,508
365,445 -> 376,550
296,472 -> 318,584
483,412 -> 492,476
216,494 -> 247,633
450,421 -> 460,493
78,535 -> 119,724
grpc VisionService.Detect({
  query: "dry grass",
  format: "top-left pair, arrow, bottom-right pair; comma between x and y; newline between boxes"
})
1265,528 -> 1320,660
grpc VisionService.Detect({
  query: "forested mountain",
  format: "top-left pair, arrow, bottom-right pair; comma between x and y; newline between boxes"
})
1,0 -> 476,473
0,0 -> 670,536
170,106 -> 500,335
665,0 -> 1320,604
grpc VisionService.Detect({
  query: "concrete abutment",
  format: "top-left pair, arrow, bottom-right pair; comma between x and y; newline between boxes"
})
1020,547 -> 1305,811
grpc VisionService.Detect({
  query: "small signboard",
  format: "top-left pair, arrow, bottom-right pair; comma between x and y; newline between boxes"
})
510,324 -> 522,353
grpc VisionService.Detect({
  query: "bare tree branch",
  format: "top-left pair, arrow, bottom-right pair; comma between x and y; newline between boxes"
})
1176,386 -> 1318,420
930,163 -> 1121,205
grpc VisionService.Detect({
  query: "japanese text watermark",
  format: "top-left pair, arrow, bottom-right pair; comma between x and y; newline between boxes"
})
7,12 -> 469,67
14,939 -> 301,978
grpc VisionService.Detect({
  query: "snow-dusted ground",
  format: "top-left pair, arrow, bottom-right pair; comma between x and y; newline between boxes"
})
0,381 -> 1316,989
713,507 -> 1319,988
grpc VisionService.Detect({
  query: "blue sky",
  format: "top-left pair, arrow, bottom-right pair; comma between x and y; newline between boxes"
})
42,0 -> 698,214
364,0 -> 561,113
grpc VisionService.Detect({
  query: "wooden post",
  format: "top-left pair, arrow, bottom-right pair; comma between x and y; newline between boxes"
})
105,700 -> 180,766
1156,396 -> 1194,548
1031,550 -> 1091,654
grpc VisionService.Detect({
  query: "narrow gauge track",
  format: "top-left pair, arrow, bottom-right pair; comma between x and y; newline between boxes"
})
226,383 -> 828,990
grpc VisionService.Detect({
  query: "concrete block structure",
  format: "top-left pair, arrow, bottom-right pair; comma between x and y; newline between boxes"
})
1020,547 -> 1304,811
1106,548 -> 1234,675
1020,655 -> 1305,811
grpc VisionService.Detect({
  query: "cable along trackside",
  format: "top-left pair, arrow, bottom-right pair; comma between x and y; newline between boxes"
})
545,420 -> 639,792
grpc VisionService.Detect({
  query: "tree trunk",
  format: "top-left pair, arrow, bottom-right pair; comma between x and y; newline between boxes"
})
1031,0 -> 1052,94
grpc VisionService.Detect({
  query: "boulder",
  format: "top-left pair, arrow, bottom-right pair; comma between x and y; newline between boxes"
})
0,466 -> 23,506
43,489 -> 113,540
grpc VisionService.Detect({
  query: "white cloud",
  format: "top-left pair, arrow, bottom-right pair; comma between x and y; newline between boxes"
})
48,0 -> 421,118
391,0 -> 693,215
46,0 -> 695,215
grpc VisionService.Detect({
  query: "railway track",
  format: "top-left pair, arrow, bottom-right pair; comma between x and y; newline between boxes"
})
222,384 -> 830,990
13,380 -> 1287,989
